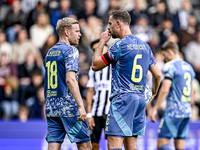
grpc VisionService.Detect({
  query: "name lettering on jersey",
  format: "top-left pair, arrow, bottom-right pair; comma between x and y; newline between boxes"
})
129,84 -> 143,90
47,90 -> 57,97
127,44 -> 146,50
47,50 -> 61,57
182,65 -> 190,71
95,83 -> 109,89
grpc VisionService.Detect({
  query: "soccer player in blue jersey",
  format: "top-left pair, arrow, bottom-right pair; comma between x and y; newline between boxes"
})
92,10 -> 161,150
150,41 -> 195,150
44,17 -> 91,150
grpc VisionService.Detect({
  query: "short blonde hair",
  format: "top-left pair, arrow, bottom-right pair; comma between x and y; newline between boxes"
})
56,17 -> 79,36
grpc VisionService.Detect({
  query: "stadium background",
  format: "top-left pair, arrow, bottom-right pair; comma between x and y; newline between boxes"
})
0,0 -> 200,149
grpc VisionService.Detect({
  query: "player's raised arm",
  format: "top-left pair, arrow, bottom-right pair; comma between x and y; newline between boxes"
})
92,31 -> 111,71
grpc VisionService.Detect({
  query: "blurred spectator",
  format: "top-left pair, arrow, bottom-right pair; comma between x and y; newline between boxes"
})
158,19 -> 173,47
0,30 -> 12,60
0,52 -> 18,87
128,0 -> 148,26
17,104 -> 29,122
26,1 -> 46,34
148,32 -> 160,53
77,0 -> 99,27
50,0 -> 76,34
18,51 -> 41,86
40,34 -> 58,60
0,76 -> 19,119
80,16 -> 103,47
179,14 -> 197,47
102,0 -> 120,26
167,32 -> 179,44
79,52 -> 90,74
30,12 -> 54,49
24,69 -> 43,104
29,85 -> 45,119
4,0 -> 27,42
131,14 -> 155,43
21,0 -> 47,14
172,0 -> 193,34
0,1 -> 10,29
184,30 -> 200,83
149,0 -> 172,32
12,28 -> 42,66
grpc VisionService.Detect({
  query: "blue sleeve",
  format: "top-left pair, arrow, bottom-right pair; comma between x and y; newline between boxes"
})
65,46 -> 79,72
107,40 -> 121,62
162,63 -> 174,80
149,47 -> 157,68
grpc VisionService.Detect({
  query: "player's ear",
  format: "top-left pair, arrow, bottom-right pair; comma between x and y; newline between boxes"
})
116,20 -> 120,28
64,29 -> 70,37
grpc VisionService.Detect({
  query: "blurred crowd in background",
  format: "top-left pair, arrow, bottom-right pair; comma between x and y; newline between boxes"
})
0,0 -> 200,122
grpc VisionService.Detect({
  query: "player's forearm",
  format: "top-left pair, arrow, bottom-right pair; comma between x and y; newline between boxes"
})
92,40 -> 106,71
152,74 -> 161,96
154,88 -> 168,110
86,88 -> 94,113
67,77 -> 84,108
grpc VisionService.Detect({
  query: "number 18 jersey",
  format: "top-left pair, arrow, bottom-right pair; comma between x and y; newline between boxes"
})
44,42 -> 79,117
102,35 -> 156,100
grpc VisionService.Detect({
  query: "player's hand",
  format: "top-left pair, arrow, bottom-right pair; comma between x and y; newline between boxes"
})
100,30 -> 111,43
77,106 -> 87,122
88,117 -> 95,130
150,107 -> 158,122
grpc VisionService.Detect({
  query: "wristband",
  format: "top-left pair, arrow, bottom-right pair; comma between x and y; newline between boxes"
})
86,113 -> 92,118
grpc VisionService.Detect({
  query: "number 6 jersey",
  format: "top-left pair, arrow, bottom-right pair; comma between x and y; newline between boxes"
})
44,42 -> 79,117
101,34 -> 156,100
162,59 -> 195,118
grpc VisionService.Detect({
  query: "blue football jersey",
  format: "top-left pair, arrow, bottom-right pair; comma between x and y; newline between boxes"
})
106,35 -> 156,100
44,42 -> 79,117
163,59 -> 195,118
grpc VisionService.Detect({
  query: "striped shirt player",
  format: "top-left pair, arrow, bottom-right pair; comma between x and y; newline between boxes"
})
100,34 -> 157,137
44,42 -> 90,144
87,65 -> 111,117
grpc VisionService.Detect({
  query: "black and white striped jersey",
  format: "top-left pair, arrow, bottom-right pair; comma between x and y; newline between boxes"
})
86,65 -> 112,117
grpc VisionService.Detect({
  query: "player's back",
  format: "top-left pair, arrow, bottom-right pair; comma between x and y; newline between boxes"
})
163,59 -> 195,118
108,35 -> 156,99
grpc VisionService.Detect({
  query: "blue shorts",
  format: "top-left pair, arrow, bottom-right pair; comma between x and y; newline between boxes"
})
158,115 -> 190,139
46,117 -> 90,144
105,93 -> 146,137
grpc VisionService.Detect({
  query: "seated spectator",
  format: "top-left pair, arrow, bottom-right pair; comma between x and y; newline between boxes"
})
184,30 -> 200,83
77,0 -> 99,27
159,19 -> 174,47
17,104 -> 29,122
40,34 -> 58,60
80,16 -> 103,47
26,1 -> 46,35
0,30 -> 12,60
149,0 -> 172,32
172,0 -> 193,34
102,0 -> 120,26
0,52 -> 18,88
50,0 -> 75,34
29,85 -> 45,119
4,0 -> 26,42
179,14 -> 197,47
30,12 -> 54,49
0,76 -> 19,119
131,14 -> 155,43
12,28 -> 42,66
24,69 -> 44,105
